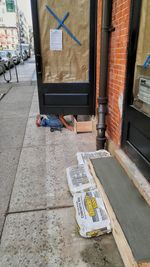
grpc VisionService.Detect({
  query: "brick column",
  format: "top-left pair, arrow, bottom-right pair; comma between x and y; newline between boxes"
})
106,0 -> 131,146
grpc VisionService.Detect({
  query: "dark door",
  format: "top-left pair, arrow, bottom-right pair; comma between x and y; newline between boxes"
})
31,0 -> 97,115
122,0 -> 150,181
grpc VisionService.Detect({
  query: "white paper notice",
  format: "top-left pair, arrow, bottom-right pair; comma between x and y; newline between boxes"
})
50,29 -> 62,51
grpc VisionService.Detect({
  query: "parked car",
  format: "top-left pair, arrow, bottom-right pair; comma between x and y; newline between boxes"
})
5,50 -> 21,65
17,43 -> 31,58
0,60 -> 6,75
0,51 -> 14,69
22,50 -> 28,61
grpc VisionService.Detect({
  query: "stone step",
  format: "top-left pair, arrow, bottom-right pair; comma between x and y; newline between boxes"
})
90,157 -> 150,267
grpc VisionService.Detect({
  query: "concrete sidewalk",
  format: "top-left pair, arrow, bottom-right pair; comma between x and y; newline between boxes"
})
0,85 -> 124,266
0,83 -> 35,236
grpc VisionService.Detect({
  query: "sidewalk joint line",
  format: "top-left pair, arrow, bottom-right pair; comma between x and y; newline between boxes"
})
7,205 -> 74,215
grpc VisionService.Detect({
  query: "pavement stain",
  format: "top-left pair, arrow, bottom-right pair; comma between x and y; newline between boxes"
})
80,239 -> 123,267
81,243 -> 110,266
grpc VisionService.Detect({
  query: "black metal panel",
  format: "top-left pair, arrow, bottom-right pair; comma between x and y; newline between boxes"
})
44,93 -> 89,106
123,143 -> 150,183
122,0 -> 150,180
40,106 -> 90,116
128,123 -> 150,162
31,0 -> 97,115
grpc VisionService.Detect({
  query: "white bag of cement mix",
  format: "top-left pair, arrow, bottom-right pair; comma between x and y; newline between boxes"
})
73,189 -> 111,238
66,164 -> 96,195
77,150 -> 111,165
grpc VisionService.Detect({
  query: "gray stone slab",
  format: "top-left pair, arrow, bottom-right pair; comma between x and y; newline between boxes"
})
29,100 -> 39,118
0,84 -> 12,95
10,128 -> 97,212
23,118 -> 50,147
28,87 -> 39,117
32,93 -> 38,103
0,208 -> 124,267
0,148 -> 20,213
0,117 -> 27,149
0,101 -> 32,118
1,85 -> 34,103
9,144 -> 73,211
76,132 -> 96,152
91,157 -> 150,262
0,148 -> 21,236
0,86 -> 34,118
31,69 -> 37,82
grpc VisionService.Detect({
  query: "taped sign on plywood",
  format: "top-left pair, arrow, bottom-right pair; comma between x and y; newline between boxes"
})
50,29 -> 62,51
46,5 -> 81,46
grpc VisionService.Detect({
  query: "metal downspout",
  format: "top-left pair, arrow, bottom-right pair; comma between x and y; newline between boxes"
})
96,0 -> 114,150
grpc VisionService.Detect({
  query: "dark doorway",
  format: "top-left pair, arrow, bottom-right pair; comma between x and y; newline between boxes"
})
31,0 -> 97,115
122,0 -> 150,181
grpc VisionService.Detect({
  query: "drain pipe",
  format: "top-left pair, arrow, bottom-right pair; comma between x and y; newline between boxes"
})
96,0 -> 114,150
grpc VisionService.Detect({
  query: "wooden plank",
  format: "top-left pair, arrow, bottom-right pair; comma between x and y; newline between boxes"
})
76,121 -> 93,133
73,117 -> 93,133
89,158 -> 150,267
138,263 -> 150,267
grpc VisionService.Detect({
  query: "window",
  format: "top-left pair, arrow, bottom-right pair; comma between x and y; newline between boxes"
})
133,0 -> 150,117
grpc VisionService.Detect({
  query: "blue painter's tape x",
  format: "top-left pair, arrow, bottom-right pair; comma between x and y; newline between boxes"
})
57,12 -> 69,29
143,55 -> 150,69
46,5 -> 81,46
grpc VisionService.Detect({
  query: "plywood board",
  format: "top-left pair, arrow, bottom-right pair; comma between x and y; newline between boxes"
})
89,157 -> 150,267
38,0 -> 90,83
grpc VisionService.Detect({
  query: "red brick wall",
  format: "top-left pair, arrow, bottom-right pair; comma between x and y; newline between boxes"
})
96,1 -> 131,146
106,0 -> 131,145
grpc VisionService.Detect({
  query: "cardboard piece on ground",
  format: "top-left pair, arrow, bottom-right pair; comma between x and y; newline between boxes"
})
73,117 -> 93,133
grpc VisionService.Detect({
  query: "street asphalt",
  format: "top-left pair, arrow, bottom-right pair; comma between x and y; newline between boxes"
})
0,57 -> 124,266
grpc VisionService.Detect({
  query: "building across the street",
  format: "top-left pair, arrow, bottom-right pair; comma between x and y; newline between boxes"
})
18,10 -> 29,44
0,0 -> 32,50
0,0 -> 18,49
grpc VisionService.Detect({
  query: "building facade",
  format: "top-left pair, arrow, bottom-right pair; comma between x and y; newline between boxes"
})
0,0 -> 31,50
97,0 -> 150,180
18,10 -> 29,44
0,0 -> 18,49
